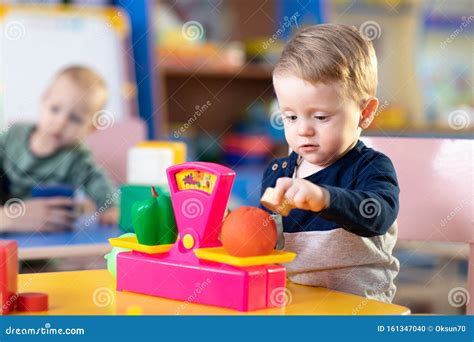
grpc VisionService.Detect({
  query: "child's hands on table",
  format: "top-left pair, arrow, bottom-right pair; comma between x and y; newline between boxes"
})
99,207 -> 119,226
0,197 -> 76,233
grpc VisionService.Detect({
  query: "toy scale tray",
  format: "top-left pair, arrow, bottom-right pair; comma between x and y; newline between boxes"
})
194,247 -> 296,267
109,236 -> 174,254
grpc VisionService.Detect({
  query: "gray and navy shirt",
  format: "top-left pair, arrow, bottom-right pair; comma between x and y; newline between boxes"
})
261,140 -> 400,303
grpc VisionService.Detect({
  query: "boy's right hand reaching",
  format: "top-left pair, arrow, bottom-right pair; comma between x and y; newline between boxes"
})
0,197 -> 76,233
261,177 -> 330,216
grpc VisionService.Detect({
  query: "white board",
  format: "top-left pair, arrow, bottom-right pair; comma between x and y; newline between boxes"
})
0,5 -> 137,130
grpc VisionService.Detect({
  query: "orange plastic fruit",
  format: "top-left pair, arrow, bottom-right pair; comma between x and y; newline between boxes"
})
221,206 -> 277,257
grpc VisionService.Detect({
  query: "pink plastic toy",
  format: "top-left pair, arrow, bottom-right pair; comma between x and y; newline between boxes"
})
115,162 -> 291,311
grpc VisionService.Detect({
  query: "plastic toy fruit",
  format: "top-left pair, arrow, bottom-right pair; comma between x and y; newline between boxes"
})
132,187 -> 178,246
104,233 -> 135,277
221,206 -> 277,257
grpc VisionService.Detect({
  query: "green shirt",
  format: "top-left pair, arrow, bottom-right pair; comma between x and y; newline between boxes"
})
0,124 -> 118,208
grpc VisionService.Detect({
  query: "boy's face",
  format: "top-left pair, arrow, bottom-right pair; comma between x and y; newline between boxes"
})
37,75 -> 94,149
273,74 -> 362,167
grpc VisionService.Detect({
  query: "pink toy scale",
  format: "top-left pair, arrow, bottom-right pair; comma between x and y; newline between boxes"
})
116,162 -> 288,311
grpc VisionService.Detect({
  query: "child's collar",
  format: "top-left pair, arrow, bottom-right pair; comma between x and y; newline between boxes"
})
288,140 -> 365,178
284,151 -> 300,177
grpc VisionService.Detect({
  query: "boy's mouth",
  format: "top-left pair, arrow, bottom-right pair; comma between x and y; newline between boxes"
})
299,144 -> 319,152
51,133 -> 62,141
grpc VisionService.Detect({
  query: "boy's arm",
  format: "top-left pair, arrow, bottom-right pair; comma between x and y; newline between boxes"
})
0,129 -> 4,167
259,162 -> 276,213
259,163 -> 285,249
318,154 -> 399,237
69,149 -> 119,210
0,129 -> 10,205
0,206 -> 10,232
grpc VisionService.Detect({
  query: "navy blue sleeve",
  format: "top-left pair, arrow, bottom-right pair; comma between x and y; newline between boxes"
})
318,153 -> 399,237
259,163 -> 275,214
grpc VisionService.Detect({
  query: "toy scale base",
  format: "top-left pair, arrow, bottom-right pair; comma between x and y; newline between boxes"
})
117,251 -> 287,312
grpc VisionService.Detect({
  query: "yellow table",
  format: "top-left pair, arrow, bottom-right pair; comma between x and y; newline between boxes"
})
14,270 -> 410,315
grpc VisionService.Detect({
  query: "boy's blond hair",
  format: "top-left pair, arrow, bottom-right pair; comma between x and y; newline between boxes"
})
51,65 -> 108,114
274,24 -> 378,104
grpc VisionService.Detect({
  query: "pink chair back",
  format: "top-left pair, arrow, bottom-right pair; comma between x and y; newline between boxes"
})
361,136 -> 473,314
85,118 -> 147,185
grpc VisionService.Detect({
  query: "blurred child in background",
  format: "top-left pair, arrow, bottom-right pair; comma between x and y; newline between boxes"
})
0,66 -> 118,233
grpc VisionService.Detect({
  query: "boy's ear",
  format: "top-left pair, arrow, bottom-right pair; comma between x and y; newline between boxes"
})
86,113 -> 98,133
87,123 -> 97,133
358,97 -> 379,129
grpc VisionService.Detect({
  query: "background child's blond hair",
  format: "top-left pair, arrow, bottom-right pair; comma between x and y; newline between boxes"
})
47,65 -> 108,115
274,24 -> 378,104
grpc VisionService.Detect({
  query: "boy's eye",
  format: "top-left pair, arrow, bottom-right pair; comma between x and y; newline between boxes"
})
69,113 -> 83,124
283,114 -> 298,122
314,115 -> 328,121
50,105 -> 60,113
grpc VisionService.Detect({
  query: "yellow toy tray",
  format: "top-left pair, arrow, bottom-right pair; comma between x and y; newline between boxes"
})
194,247 -> 296,267
109,236 -> 174,254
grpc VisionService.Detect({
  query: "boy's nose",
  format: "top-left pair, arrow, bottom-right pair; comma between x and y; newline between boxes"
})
297,120 -> 315,136
53,116 -> 68,131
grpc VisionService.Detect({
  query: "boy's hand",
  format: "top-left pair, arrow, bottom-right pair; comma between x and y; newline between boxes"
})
99,207 -> 119,226
263,177 -> 330,214
1,197 -> 76,233
75,198 -> 97,216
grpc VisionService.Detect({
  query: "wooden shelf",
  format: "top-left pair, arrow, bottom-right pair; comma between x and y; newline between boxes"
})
160,63 -> 274,80
157,61 -> 275,136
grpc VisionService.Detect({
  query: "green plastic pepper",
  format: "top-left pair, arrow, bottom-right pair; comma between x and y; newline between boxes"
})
132,187 -> 178,246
